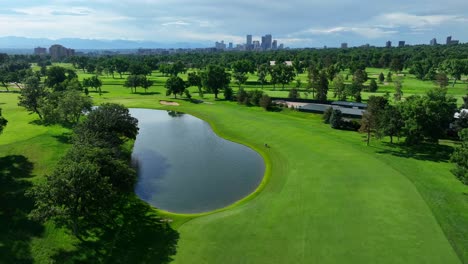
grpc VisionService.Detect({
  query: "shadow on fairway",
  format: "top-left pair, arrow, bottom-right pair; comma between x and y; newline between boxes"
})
88,91 -> 110,94
52,132 -> 73,144
51,198 -> 179,264
375,142 -> 454,162
134,92 -> 161,96
0,155 -> 43,264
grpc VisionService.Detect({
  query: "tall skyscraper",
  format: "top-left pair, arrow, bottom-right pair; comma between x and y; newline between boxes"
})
386,41 -> 392,48
446,36 -> 459,45
272,40 -> 278,50
398,41 -> 405,47
265,34 -> 272,50
34,47 -> 47,55
246,34 -> 252,50
446,36 -> 452,45
49,44 -> 75,60
261,34 -> 272,50
341,43 -> 348,49
430,38 -> 437,46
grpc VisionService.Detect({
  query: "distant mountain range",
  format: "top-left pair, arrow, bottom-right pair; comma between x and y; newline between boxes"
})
0,36 -> 211,51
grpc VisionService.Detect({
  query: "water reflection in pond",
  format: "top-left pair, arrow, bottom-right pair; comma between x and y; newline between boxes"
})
131,109 -> 265,214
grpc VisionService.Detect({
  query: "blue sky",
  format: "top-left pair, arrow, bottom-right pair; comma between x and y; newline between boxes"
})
0,0 -> 467,47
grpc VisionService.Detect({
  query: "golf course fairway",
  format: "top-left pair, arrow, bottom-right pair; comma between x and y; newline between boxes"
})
1,90 -> 467,263
164,103 -> 463,264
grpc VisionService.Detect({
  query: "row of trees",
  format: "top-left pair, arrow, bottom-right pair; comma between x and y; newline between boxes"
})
18,66 -> 94,125
358,89 -> 460,146
56,43 -> 468,78
28,104 -> 179,261
163,64 -> 231,99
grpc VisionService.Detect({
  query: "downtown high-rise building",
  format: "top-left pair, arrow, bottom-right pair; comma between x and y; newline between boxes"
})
261,34 -> 272,50
246,35 -> 252,50
49,44 -> 75,60
272,40 -> 278,50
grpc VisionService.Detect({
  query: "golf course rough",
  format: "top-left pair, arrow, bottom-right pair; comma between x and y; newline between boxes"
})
169,104 -> 462,264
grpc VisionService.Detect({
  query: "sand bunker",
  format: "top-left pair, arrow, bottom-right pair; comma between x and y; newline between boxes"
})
160,100 -> 180,106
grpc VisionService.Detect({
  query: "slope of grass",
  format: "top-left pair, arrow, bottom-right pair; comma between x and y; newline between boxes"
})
0,65 -> 467,263
167,102 -> 464,264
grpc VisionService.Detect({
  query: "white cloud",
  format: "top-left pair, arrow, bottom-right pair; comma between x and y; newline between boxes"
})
303,26 -> 398,38
374,12 -> 466,29
161,21 -> 191,26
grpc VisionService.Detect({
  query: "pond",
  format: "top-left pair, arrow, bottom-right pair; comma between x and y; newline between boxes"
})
130,109 -> 265,214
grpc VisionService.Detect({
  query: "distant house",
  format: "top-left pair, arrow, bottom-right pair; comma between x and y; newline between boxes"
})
273,99 -> 366,118
454,109 -> 468,119
269,61 -> 293,66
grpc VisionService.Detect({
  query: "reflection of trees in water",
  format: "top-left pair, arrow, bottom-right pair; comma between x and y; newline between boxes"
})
167,111 -> 184,118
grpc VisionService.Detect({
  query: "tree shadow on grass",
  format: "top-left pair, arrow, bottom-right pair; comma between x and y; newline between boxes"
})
88,90 -> 110,94
51,198 -> 179,264
52,132 -> 73,144
375,142 -> 454,163
0,155 -> 43,264
134,92 -> 161,96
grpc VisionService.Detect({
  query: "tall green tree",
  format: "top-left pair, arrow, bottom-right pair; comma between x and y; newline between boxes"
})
315,71 -> 329,102
378,104 -> 404,143
332,75 -> 346,100
74,103 -> 139,148
288,88 -> 300,99
400,88 -> 457,144
0,108 -> 7,134
441,59 -> 468,87
201,65 -> 230,99
57,90 -> 93,124
140,76 -> 154,93
435,72 -> 449,88
359,96 -> 388,146
44,66 -> 67,91
233,72 -> 248,89
259,94 -> 272,110
330,109 -> 343,129
83,76 -> 103,95
450,128 -> 468,184
113,58 -> 129,78
29,159 -> 115,239
124,75 -> 141,93
18,76 -> 48,119
187,72 -> 203,96
394,77 -> 403,101
278,64 -> 296,90
369,79 -> 378,92
378,72 -> 385,83
170,61 -> 187,76
257,64 -> 268,89
165,76 -> 186,99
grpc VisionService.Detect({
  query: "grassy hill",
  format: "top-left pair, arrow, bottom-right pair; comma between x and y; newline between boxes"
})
0,67 -> 467,263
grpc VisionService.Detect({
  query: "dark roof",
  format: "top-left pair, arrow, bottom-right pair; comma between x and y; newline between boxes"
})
298,103 -> 365,117
331,101 -> 368,109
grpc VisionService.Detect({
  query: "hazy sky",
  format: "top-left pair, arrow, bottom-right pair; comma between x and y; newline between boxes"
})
0,0 -> 467,47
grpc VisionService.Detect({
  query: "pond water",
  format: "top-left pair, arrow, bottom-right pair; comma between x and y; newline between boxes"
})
130,109 -> 265,214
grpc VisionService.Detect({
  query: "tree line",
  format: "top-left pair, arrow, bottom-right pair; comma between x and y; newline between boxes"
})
28,103 -> 179,262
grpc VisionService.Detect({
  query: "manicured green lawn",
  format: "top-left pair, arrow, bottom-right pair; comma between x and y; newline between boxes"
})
0,66 -> 467,263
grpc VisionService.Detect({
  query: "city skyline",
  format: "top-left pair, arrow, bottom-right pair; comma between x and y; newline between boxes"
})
0,1 -> 466,48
